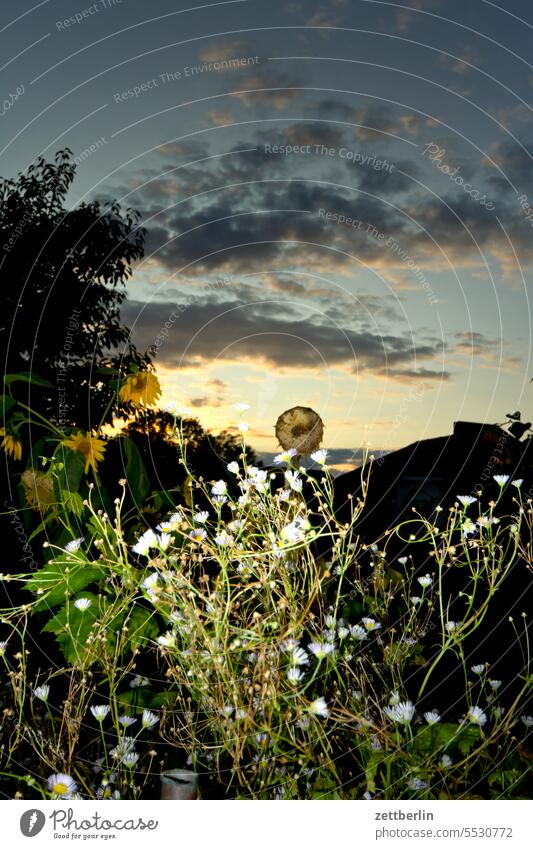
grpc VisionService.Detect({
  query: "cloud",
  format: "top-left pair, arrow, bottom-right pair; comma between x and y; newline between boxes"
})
307,100 -> 428,141
109,123 -> 533,295
198,40 -> 251,63
207,109 -> 235,126
229,70 -> 303,109
437,45 -> 483,75
121,296 -> 448,382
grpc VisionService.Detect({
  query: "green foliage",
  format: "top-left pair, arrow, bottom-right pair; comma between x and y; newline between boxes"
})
121,436 -> 151,505
23,556 -> 103,611
2,423 -> 533,801
3,373 -> 53,388
41,593 -> 100,664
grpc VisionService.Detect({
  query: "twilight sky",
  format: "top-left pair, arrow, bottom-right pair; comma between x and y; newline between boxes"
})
2,0 -> 533,468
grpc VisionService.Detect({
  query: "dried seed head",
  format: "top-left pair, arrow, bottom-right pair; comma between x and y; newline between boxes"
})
274,406 -> 324,455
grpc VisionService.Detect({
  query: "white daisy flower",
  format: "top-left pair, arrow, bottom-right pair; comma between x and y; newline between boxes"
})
467,705 -> 487,726
493,475 -> 509,486
129,675 -> 149,688
274,448 -> 298,464
285,470 -> 302,492
227,461 -> 239,474
457,495 -> 477,507
462,518 -> 477,537
142,573 -> 159,591
237,421 -> 249,433
398,556 -> 408,564
350,624 -> 368,641
280,520 -> 307,544
189,528 -> 207,543
157,631 -> 176,648
417,574 -> 433,588
361,617 -> 381,632
48,773 -> 77,798
194,511 -> 209,523
158,532 -> 171,551
214,530 -> 234,546
132,529 -> 158,557
511,479 -> 523,488
65,537 -> 84,553
471,664 -> 485,675
384,701 -> 415,724
211,480 -> 228,496
308,641 -> 335,660
90,704 -> 110,722
121,752 -> 139,768
141,709 -> 159,728
33,684 -> 50,701
109,736 -> 136,758
308,697 -> 329,718
407,777 -> 428,791
74,597 -> 92,611
477,515 -> 495,527
233,403 -> 250,413
290,647 -> 309,666
310,449 -> 328,465
489,680 -> 501,690
251,469 -> 269,491
118,715 -> 137,727
424,711 -> 441,724
287,667 -> 304,685
521,715 -> 533,727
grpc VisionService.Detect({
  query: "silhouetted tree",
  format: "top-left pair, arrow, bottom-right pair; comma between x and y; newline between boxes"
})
0,149 -> 149,429
118,410 -> 259,493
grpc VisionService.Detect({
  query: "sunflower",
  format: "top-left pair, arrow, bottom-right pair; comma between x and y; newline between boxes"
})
0,428 -> 22,461
21,469 -> 55,512
63,431 -> 107,474
275,406 -> 324,456
119,371 -> 161,407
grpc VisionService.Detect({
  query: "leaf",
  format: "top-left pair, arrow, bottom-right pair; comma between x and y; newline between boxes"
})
455,725 -> 481,756
151,489 -> 179,511
116,688 -> 176,710
96,367 -> 120,376
62,491 -> 85,517
57,449 -> 85,493
42,593 -> 99,663
0,395 -> 16,418
4,372 -> 53,388
384,567 -> 404,591
23,557 -> 103,610
412,722 -> 464,757
311,774 -> 342,799
183,475 -> 194,509
364,749 -> 383,794
124,606 -> 159,651
121,436 -> 150,505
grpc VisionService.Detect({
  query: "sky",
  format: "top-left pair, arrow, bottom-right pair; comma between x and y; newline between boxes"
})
2,0 -> 533,469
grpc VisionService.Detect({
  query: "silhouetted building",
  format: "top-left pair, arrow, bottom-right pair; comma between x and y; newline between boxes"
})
335,420 -> 532,538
